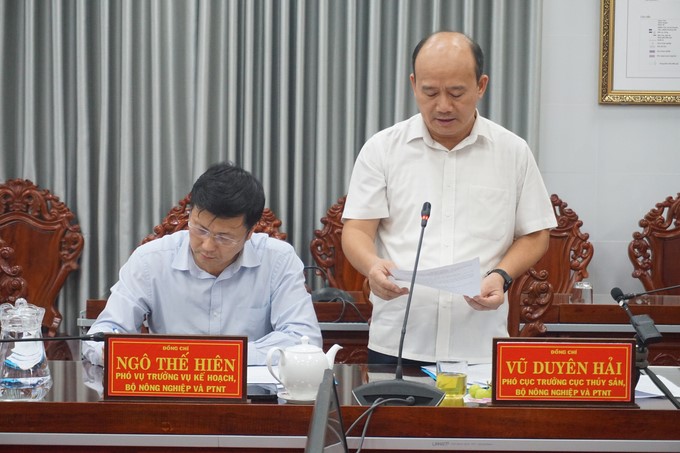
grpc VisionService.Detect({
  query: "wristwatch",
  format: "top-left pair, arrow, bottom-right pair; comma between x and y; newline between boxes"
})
486,268 -> 512,293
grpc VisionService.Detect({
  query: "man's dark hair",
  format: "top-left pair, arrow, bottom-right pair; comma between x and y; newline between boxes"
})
190,162 -> 265,230
411,31 -> 484,82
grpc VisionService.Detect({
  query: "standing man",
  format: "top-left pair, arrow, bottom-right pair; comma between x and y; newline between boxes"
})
342,31 -> 556,365
83,162 -> 322,366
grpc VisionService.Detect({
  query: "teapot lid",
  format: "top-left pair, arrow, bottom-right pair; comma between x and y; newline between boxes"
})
287,336 -> 321,353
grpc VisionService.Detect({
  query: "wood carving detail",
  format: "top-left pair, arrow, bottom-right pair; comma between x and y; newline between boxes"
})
508,269 -> 553,337
549,193 -> 594,292
0,239 -> 27,303
629,193 -> 680,294
141,193 -> 287,245
0,179 -> 83,341
0,179 -> 84,270
506,194 -> 594,336
310,196 -> 369,300
648,351 -> 680,367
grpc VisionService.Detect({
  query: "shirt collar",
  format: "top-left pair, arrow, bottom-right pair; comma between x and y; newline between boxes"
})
173,232 -> 193,272
406,111 -> 493,151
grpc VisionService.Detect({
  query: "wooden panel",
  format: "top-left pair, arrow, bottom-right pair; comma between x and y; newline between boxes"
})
555,295 -> 680,324
558,304 -> 680,324
313,298 -> 371,322
1,400 -> 679,439
545,295 -> 680,365
0,362 -> 678,453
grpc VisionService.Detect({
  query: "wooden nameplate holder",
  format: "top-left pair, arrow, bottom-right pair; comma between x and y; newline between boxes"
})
103,334 -> 247,403
492,337 -> 637,408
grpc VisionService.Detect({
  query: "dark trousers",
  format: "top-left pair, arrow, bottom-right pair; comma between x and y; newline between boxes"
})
367,348 -> 434,367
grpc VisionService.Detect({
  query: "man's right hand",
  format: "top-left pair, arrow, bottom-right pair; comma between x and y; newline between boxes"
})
342,218 -> 408,300
367,259 -> 409,300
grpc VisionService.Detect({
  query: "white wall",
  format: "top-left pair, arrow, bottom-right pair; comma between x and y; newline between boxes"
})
538,1 -> 680,302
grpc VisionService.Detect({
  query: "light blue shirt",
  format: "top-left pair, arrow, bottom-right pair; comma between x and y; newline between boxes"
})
82,231 -> 322,366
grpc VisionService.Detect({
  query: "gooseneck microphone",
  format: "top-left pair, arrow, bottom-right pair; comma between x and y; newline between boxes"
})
395,202 -> 431,381
610,286 -> 680,409
610,284 -> 680,303
0,332 -> 106,343
610,287 -> 663,346
352,202 -> 445,406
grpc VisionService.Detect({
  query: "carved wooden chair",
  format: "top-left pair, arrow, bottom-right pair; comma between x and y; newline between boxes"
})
311,194 -> 592,337
507,194 -> 593,336
0,179 -> 84,359
310,196 -> 370,300
629,193 -> 680,295
141,193 -> 287,244
0,238 -> 28,303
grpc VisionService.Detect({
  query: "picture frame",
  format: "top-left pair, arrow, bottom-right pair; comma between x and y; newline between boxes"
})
599,0 -> 680,105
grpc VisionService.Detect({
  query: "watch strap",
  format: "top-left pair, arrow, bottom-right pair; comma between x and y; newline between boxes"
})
486,268 -> 512,293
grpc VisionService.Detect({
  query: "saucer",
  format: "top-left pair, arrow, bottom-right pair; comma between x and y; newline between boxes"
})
277,391 -> 315,404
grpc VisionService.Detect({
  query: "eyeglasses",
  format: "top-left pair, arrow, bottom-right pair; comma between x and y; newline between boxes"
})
187,221 -> 244,246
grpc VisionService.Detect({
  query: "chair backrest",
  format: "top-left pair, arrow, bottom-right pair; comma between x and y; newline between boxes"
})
310,196 -> 369,297
140,193 -> 287,245
629,193 -> 680,295
506,268 -> 554,337
0,238 -> 28,303
310,194 -> 581,337
0,179 -> 84,336
529,194 -> 593,293
508,194 -> 593,336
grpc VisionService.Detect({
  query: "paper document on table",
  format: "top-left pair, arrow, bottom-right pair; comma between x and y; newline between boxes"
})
390,257 -> 481,296
635,373 -> 680,398
247,366 -> 281,385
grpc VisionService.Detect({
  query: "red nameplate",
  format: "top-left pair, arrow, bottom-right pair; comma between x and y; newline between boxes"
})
492,338 -> 636,407
104,334 -> 247,402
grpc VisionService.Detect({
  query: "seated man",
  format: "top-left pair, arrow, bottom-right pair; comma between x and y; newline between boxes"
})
82,162 -> 322,366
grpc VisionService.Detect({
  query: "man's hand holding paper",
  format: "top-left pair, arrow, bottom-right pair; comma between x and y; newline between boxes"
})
463,272 -> 506,311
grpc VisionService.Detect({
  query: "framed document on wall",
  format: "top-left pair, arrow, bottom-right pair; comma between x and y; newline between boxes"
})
599,0 -> 680,105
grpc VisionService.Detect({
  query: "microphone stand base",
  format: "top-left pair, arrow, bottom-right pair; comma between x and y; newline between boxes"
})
352,379 -> 445,406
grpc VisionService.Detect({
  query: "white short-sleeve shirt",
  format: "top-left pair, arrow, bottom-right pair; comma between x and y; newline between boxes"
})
344,113 -> 556,363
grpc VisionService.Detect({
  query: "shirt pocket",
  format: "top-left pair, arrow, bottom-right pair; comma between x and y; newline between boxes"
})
467,185 -> 509,241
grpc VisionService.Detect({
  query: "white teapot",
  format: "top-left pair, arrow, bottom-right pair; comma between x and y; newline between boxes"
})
266,336 -> 342,401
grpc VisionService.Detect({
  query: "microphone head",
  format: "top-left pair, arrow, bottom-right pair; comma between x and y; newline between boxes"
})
421,202 -> 431,226
610,287 -> 624,302
88,331 -> 107,342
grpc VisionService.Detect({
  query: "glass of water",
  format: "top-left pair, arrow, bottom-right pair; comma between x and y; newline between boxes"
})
436,360 -> 468,407
570,281 -> 593,304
